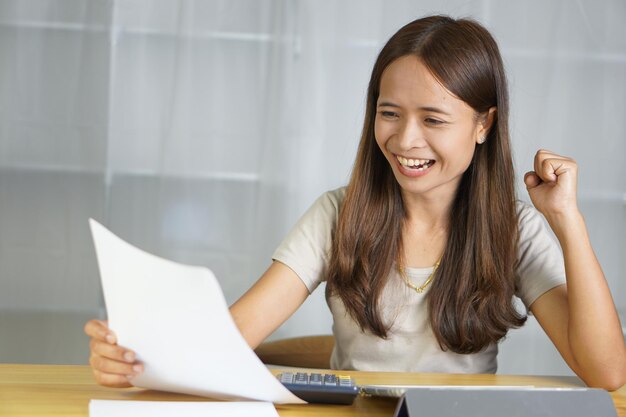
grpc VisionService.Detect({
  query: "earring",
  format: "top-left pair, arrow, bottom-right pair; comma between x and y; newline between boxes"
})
478,136 -> 486,144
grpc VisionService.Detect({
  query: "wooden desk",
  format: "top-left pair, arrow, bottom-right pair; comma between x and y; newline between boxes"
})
1,364 -> 625,416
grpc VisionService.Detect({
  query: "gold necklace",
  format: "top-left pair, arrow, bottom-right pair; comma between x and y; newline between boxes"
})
398,257 -> 442,294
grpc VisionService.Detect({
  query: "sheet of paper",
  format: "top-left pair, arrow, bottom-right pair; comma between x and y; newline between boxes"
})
89,400 -> 280,417
89,219 -> 305,404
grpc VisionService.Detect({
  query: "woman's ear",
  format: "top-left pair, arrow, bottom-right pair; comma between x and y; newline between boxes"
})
476,107 -> 497,144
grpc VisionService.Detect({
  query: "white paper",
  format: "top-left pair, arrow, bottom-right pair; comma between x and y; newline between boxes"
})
89,400 -> 280,417
89,219 -> 305,404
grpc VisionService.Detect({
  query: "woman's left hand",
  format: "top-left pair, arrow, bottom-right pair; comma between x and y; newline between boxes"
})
524,149 -> 579,219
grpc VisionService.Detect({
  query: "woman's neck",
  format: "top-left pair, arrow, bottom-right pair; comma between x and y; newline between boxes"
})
400,187 -> 456,232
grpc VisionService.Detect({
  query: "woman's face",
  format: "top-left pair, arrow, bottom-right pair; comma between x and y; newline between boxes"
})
375,55 -> 489,200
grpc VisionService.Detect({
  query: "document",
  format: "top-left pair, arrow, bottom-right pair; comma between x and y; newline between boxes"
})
89,400 -> 280,417
89,219 -> 305,404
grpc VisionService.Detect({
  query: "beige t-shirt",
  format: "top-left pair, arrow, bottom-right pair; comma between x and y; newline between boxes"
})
272,187 -> 566,374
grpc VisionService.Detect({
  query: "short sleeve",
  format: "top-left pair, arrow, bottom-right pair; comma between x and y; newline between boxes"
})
515,201 -> 567,310
271,187 -> 346,293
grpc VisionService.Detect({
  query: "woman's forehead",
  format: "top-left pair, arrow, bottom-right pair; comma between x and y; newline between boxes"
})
378,55 -> 469,113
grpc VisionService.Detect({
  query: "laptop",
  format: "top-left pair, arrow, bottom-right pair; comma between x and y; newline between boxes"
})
393,386 -> 617,417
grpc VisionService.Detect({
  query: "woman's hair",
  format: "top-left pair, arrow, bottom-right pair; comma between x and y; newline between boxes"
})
326,15 -> 526,354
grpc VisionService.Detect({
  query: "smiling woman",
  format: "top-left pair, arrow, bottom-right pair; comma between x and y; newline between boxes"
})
84,14 -> 626,392
325,16 -> 523,363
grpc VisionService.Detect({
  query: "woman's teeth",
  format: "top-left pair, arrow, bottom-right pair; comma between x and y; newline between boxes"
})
396,156 -> 434,171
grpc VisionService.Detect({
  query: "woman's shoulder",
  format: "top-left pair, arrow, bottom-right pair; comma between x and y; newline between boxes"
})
290,186 -> 347,230
311,186 -> 347,214
320,186 -> 347,205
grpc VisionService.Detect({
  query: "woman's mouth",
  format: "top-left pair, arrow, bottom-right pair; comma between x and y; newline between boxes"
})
396,155 -> 435,172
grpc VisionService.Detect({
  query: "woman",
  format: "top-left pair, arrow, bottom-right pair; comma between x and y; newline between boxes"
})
85,15 -> 626,390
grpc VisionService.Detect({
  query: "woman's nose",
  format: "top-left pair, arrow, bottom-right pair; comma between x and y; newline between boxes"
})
397,119 -> 427,149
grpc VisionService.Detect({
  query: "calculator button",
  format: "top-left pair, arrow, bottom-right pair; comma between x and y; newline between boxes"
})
309,373 -> 323,385
323,374 -> 338,385
294,372 -> 309,385
278,373 -> 295,384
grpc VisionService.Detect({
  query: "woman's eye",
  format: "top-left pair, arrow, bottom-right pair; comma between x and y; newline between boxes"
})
425,117 -> 444,125
380,111 -> 398,119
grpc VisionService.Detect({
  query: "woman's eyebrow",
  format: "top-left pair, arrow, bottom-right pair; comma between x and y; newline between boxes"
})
377,101 -> 452,116
419,106 -> 452,116
377,101 -> 401,108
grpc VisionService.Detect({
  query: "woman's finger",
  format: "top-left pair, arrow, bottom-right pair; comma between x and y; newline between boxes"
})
533,149 -> 562,175
541,157 -> 575,183
540,158 -> 561,182
92,368 -> 134,388
533,151 -> 570,183
89,353 -> 142,376
84,319 -> 116,344
533,151 -> 546,181
90,339 -> 136,364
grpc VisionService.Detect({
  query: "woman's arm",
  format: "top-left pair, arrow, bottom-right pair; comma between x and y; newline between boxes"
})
230,261 -> 311,349
525,149 -> 626,391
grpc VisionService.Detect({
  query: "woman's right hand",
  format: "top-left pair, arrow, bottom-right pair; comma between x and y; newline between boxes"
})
84,319 -> 143,388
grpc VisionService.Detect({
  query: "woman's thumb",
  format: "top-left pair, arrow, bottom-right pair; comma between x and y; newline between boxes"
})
524,171 -> 541,190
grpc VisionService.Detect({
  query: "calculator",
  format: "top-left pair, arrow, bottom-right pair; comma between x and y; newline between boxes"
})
277,372 -> 359,405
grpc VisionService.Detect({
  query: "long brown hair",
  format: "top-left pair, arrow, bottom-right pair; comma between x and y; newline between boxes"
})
326,15 -> 526,354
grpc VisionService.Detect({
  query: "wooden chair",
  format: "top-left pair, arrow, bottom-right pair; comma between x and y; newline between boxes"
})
254,335 -> 335,369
